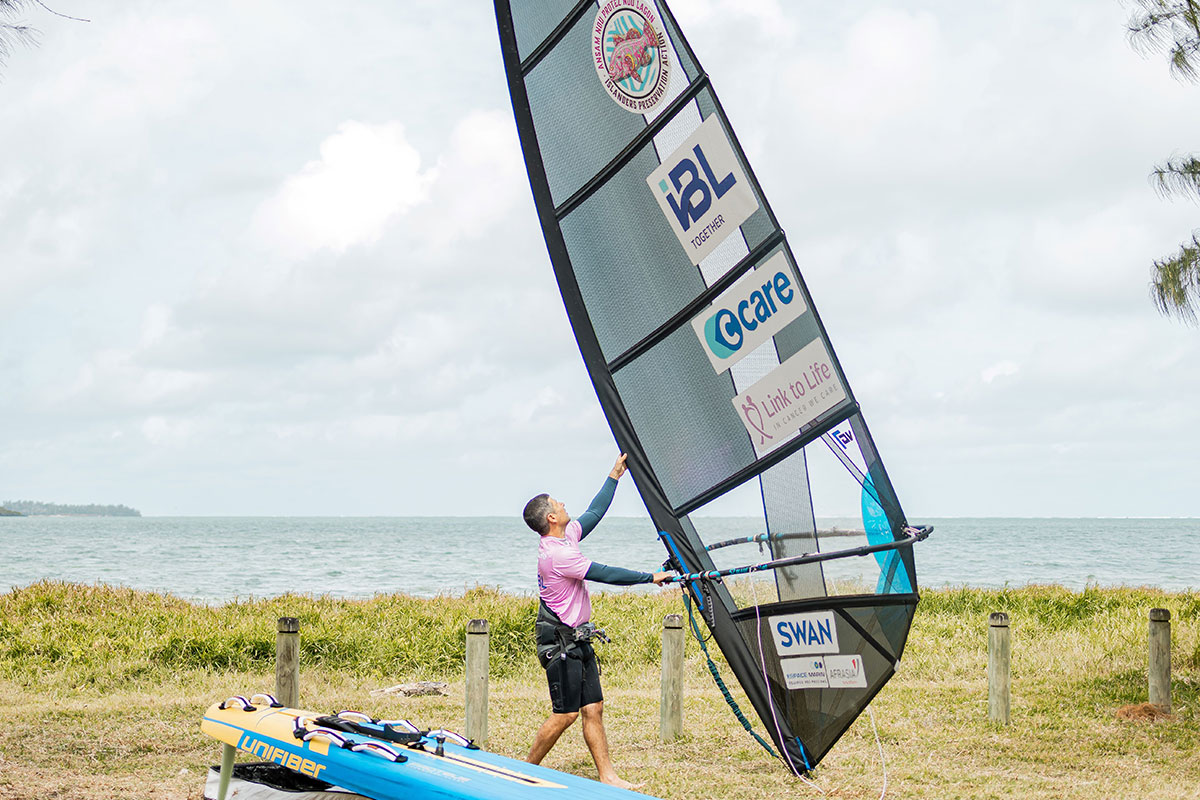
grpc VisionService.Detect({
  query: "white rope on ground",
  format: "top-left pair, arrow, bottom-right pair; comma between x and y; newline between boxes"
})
866,706 -> 888,800
749,577 -> 825,794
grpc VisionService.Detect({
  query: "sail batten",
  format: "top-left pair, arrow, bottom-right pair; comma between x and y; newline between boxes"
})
672,403 -> 860,518
518,0 -> 595,74
496,0 -> 927,771
607,229 -> 786,373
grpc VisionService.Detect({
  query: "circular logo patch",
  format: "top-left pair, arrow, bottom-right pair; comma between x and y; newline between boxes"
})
592,1 -> 671,114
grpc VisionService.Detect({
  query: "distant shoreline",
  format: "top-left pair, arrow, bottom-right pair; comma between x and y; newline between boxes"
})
1,502 -> 140,517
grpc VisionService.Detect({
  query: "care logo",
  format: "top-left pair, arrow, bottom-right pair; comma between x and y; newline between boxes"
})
593,1 -> 671,114
690,251 -> 807,373
646,114 -> 759,264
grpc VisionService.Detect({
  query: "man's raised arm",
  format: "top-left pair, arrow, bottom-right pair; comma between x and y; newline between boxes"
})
578,454 -> 627,538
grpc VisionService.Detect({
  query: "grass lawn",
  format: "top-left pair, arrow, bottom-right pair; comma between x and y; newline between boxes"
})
0,581 -> 1196,799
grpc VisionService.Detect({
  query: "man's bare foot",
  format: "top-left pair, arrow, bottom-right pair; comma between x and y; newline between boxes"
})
600,775 -> 645,791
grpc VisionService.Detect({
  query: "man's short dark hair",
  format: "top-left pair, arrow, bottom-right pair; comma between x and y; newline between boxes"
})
523,493 -> 552,535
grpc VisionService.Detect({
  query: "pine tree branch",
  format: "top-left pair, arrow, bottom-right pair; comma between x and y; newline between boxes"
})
34,1 -> 87,23
0,1 -> 36,68
0,0 -> 85,71
0,22 -> 37,67
1151,155 -> 1200,200
1128,0 -> 1200,81
1150,233 -> 1200,322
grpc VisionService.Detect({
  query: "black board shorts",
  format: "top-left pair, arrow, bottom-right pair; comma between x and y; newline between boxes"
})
545,643 -> 603,714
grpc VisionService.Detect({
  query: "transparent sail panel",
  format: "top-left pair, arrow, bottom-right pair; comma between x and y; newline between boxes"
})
685,435 -> 910,608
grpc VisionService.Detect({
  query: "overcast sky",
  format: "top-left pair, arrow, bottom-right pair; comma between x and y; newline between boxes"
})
2,0 -> 1198,518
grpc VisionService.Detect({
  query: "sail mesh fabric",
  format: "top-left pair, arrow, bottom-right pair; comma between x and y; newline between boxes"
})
526,13 -> 646,205
510,0 -> 579,60
559,144 -> 705,359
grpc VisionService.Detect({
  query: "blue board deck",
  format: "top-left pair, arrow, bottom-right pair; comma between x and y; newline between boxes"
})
201,699 -> 658,800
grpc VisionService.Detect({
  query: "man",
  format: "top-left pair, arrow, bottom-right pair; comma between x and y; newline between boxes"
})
522,453 -> 670,789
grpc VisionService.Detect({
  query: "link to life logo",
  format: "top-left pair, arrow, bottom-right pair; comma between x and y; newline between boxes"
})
646,115 -> 758,264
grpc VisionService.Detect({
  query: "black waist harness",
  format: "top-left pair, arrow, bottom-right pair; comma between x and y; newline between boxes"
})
535,601 -> 607,668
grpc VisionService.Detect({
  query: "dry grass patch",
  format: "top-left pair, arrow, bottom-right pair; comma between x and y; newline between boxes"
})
1115,702 -> 1174,722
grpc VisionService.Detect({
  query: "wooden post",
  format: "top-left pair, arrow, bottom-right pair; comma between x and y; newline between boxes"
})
465,619 -> 490,745
660,614 -> 684,741
1149,608 -> 1171,712
988,612 -> 1010,725
275,617 -> 300,709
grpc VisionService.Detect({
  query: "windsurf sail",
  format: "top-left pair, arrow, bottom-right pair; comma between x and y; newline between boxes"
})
494,1 -> 930,772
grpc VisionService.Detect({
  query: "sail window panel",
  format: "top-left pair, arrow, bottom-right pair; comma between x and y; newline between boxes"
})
560,147 -> 705,360
526,13 -> 647,206
511,0 -> 581,62
760,451 -> 828,602
844,604 -> 911,663
613,325 -> 755,510
686,482 -> 768,571
771,305 -> 826,365
736,206 -> 775,259
681,450 -> 828,608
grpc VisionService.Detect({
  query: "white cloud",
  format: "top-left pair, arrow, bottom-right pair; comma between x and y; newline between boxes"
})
511,386 -> 565,426
783,9 -> 942,136
141,415 -> 195,446
57,15 -> 218,108
678,0 -> 796,39
253,121 -> 437,257
415,110 -> 527,249
981,360 -> 1020,383
3,1 -> 1200,517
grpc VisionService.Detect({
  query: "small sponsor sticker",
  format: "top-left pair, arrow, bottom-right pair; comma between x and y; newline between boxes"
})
782,656 -> 829,690
769,610 -> 840,656
732,339 -> 846,453
646,114 -> 758,264
593,2 -> 672,114
690,251 -> 807,373
825,654 -> 869,688
825,421 -> 867,475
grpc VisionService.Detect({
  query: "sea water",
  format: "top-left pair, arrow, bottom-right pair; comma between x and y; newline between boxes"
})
0,516 -> 1196,603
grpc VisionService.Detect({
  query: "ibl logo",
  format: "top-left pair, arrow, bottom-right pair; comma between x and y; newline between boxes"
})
658,145 -> 736,232
646,114 -> 758,265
